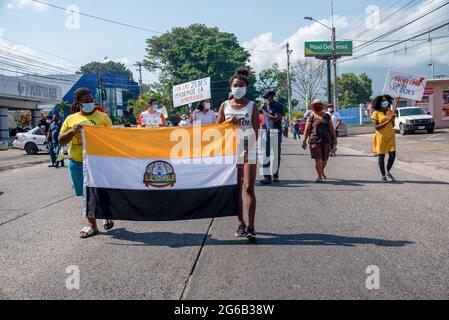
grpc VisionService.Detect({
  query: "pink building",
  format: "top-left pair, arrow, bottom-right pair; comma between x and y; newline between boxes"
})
402,79 -> 449,129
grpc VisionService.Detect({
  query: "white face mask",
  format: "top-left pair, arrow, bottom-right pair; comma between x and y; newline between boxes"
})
152,104 -> 159,111
231,87 -> 247,100
204,102 -> 211,110
81,103 -> 95,113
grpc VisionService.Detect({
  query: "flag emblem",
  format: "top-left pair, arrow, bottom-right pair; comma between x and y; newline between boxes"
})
144,161 -> 176,188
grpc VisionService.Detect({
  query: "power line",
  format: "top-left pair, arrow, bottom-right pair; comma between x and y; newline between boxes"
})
31,0 -> 164,35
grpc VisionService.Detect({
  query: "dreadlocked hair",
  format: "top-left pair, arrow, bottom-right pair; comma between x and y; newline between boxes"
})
71,88 -> 92,114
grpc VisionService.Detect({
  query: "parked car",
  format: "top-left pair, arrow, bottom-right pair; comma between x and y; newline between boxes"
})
394,107 -> 435,135
13,127 -> 48,155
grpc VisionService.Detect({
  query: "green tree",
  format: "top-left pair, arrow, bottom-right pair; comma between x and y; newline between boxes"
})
257,63 -> 288,106
79,61 -> 134,80
337,73 -> 373,107
144,24 -> 256,110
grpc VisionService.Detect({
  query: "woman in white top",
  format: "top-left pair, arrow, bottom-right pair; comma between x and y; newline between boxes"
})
217,67 -> 260,242
192,100 -> 217,125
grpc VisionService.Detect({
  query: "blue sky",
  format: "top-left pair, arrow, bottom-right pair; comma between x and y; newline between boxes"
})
1,0 -> 448,97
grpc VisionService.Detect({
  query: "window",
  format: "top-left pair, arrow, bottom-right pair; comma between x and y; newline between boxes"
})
400,108 -> 426,117
34,128 -> 44,136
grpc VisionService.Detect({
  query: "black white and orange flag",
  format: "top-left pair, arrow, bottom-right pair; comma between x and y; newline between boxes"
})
82,124 -> 240,221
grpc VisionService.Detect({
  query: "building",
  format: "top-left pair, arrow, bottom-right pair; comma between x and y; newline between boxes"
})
401,79 -> 449,129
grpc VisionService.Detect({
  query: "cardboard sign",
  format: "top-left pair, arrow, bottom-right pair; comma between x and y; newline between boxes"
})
383,70 -> 427,101
173,77 -> 211,108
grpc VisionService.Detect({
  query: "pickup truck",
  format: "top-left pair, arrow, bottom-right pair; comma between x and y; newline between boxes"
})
394,107 -> 435,135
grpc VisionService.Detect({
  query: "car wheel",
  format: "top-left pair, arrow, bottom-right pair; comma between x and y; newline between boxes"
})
427,129 -> 434,134
25,143 -> 38,155
399,124 -> 407,135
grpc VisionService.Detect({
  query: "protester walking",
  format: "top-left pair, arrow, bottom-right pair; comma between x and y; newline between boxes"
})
260,90 -> 285,185
217,67 -> 260,242
59,88 -> 115,239
47,115 -> 65,168
291,117 -> 301,141
327,107 -> 342,156
302,100 -> 338,183
138,99 -> 167,128
192,100 -> 216,125
371,95 -> 398,183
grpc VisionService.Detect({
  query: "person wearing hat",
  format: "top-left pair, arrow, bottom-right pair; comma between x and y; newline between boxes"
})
302,99 -> 338,183
260,90 -> 285,184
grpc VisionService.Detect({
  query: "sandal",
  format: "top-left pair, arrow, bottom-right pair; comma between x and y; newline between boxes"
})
103,220 -> 114,231
80,226 -> 99,239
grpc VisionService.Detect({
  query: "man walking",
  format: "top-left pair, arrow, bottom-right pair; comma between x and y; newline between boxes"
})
47,115 -> 64,168
261,90 -> 284,185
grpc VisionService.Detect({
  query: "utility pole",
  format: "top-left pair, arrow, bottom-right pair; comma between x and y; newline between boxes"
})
134,62 -> 143,94
326,58 -> 332,104
285,42 -> 293,123
331,1 -> 339,111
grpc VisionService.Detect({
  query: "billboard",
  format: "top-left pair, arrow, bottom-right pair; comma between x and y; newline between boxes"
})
305,41 -> 353,58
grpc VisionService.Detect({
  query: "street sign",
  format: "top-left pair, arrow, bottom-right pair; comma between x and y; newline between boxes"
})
173,77 -> 211,108
305,41 -> 353,58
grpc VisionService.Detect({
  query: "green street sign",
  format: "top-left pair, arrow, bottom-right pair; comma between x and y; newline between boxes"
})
305,41 -> 353,58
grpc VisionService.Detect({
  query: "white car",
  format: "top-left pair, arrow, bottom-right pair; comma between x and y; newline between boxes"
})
394,107 -> 435,135
13,127 -> 48,155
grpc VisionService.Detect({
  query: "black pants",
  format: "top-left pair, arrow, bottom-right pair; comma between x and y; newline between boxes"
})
378,152 -> 396,176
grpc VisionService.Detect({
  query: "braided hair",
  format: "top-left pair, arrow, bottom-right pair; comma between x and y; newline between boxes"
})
71,88 -> 92,114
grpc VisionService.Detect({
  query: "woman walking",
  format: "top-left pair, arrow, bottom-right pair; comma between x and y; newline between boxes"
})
302,100 -> 338,183
371,95 -> 397,183
217,67 -> 260,242
192,100 -> 217,125
59,88 -> 115,239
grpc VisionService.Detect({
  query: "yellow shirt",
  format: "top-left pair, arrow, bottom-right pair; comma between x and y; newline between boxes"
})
371,110 -> 396,155
60,111 -> 113,162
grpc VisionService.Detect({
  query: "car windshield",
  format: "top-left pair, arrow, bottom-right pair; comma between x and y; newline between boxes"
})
400,108 -> 426,117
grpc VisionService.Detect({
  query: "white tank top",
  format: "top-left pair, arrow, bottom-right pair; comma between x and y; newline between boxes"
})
224,100 -> 254,135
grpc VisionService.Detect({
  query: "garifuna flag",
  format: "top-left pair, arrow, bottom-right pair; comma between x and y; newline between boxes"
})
82,123 -> 241,221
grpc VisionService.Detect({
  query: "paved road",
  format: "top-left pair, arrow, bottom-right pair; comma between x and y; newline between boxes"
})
0,149 -> 50,172
341,130 -> 449,173
1,139 -> 449,300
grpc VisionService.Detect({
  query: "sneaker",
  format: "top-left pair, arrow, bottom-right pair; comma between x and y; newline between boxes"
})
381,176 -> 388,183
235,224 -> 247,238
386,172 -> 396,182
273,175 -> 280,183
246,227 -> 257,242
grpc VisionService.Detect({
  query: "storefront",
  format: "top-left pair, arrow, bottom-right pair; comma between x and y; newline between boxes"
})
404,79 -> 449,129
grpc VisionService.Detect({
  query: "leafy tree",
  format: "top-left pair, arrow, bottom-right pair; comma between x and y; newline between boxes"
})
144,24 -> 256,110
337,73 -> 373,107
257,63 -> 288,106
79,61 -> 134,79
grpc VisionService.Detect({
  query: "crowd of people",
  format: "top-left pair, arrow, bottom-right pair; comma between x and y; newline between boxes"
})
51,66 -> 399,242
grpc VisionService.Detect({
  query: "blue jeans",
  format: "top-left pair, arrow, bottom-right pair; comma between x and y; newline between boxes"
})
68,160 -> 84,197
48,141 -> 57,165
293,129 -> 300,140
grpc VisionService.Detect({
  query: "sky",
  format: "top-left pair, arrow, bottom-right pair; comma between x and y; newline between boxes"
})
1,0 -> 449,98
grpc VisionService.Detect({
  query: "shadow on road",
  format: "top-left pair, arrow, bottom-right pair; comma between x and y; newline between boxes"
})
0,191 -> 3,196
271,179 -> 449,187
106,228 -> 414,248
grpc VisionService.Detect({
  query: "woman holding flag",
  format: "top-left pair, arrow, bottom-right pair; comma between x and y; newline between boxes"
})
217,67 -> 260,242
59,88 -> 115,239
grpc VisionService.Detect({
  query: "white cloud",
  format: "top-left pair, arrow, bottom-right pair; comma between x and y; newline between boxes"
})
6,0 -> 47,11
244,0 -> 449,73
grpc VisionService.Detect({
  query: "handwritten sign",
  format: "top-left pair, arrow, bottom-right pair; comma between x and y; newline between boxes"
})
383,70 -> 427,101
173,77 -> 211,108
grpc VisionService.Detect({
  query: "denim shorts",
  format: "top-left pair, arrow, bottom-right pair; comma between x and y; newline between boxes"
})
68,160 -> 84,197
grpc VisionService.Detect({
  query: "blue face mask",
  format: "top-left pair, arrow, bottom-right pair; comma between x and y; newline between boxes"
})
382,101 -> 390,109
82,103 -> 95,113
231,87 -> 247,100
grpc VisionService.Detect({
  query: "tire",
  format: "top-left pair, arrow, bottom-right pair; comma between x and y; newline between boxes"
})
24,143 -> 38,155
399,124 -> 407,136
427,129 -> 434,134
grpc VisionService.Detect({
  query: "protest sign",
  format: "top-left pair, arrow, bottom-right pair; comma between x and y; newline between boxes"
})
173,77 -> 211,108
383,70 -> 427,101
